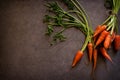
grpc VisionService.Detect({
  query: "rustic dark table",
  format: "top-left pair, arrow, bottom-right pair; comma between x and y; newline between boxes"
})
0,0 -> 120,80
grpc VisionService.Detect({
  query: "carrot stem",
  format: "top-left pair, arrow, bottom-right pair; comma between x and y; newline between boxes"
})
102,15 -> 112,25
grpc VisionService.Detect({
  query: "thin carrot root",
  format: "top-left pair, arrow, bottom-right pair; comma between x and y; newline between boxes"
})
93,49 -> 97,71
87,42 -> 93,63
100,47 -> 113,63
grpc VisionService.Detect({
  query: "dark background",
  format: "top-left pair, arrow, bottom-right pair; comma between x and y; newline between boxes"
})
0,0 -> 120,80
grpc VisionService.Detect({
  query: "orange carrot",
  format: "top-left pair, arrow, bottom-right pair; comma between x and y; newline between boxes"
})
93,49 -> 97,71
114,35 -> 120,51
100,47 -> 113,62
94,25 -> 101,34
96,30 -> 109,47
111,32 -> 115,42
87,42 -> 93,62
93,25 -> 106,37
104,34 -> 111,49
93,25 -> 101,42
72,50 -> 83,67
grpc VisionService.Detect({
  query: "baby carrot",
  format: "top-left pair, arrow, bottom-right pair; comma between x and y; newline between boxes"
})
93,25 -> 106,37
100,47 -> 113,62
96,30 -> 109,47
94,25 -> 101,35
87,42 -> 93,62
93,25 -> 101,42
114,35 -> 120,51
104,34 -> 111,49
111,32 -> 115,42
72,50 -> 83,67
93,49 -> 97,71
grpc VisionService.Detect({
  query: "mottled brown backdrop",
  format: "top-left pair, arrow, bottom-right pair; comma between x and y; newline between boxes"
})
0,0 -> 120,80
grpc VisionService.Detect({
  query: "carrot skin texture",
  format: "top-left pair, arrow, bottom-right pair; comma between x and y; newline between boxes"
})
114,35 -> 120,51
96,30 -> 109,47
93,25 -> 106,37
100,47 -> 113,62
93,49 -> 97,71
87,43 -> 93,62
72,50 -> 83,67
104,34 -> 111,49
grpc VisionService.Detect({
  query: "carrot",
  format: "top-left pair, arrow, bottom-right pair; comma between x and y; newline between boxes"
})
94,25 -> 101,35
95,30 -> 109,47
93,49 -> 97,71
93,25 -> 101,42
93,25 -> 106,37
87,42 -> 93,62
100,47 -> 113,62
111,32 -> 115,42
104,34 -> 111,49
72,50 -> 83,67
114,35 -> 120,51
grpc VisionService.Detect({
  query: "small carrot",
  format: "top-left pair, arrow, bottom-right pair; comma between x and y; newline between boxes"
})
100,47 -> 113,62
111,32 -> 115,42
96,30 -> 109,47
114,35 -> 120,51
94,25 -> 101,35
93,48 -> 97,71
104,34 -> 111,49
93,25 -> 106,37
93,25 -> 101,42
72,50 -> 83,67
87,42 -> 93,62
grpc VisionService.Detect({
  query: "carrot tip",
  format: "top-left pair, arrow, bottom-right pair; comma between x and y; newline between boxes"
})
110,59 -> 113,63
72,64 -> 75,68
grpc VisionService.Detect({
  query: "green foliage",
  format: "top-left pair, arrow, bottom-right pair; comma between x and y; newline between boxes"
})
53,32 -> 66,42
63,0 -> 75,10
44,0 -> 92,45
45,25 -> 53,36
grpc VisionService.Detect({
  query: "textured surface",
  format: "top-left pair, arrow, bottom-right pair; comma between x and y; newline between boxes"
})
0,0 -> 120,80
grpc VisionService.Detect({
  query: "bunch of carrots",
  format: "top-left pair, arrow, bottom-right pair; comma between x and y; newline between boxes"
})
44,0 -> 120,72
72,0 -> 120,71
